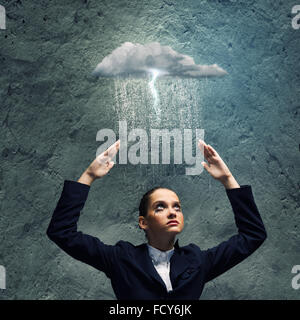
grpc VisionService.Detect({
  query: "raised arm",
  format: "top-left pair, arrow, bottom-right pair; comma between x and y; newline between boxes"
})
198,139 -> 240,190
77,139 -> 120,186
46,140 -> 121,278
198,140 -> 267,282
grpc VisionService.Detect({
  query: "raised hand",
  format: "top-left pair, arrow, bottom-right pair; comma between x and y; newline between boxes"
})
78,140 -> 120,185
198,140 -> 240,189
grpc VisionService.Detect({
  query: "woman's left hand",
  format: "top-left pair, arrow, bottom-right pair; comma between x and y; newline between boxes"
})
198,139 -> 233,183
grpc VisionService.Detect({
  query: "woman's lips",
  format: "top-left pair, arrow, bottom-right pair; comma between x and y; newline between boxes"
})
167,220 -> 179,225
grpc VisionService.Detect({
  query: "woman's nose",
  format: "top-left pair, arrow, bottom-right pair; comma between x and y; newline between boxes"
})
168,209 -> 177,218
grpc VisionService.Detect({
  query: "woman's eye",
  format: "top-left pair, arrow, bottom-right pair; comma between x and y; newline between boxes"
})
155,204 -> 181,212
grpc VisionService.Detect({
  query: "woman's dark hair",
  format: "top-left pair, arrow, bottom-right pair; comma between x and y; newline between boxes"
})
138,186 -> 173,217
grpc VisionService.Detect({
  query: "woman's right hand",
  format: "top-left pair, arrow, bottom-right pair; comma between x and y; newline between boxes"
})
78,140 -> 120,185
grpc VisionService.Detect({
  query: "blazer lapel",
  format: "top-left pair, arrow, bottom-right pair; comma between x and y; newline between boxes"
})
135,243 -> 168,290
169,240 -> 191,286
135,241 -> 191,290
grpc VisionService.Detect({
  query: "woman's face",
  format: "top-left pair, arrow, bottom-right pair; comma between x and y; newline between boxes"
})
139,188 -> 184,237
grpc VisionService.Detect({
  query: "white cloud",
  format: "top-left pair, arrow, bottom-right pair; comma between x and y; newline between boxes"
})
92,42 -> 227,78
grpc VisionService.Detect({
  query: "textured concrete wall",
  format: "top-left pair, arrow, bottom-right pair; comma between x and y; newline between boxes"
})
0,0 -> 299,300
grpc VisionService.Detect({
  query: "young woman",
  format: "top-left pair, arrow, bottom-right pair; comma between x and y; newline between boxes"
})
46,139 -> 267,300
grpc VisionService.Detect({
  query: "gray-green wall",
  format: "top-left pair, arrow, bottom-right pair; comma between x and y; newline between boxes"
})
0,0 -> 299,299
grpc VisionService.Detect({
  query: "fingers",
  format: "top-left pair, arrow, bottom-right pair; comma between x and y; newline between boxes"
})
198,139 -> 212,160
96,154 -> 115,170
107,139 -> 120,158
110,139 -> 120,150
96,140 -> 119,164
99,139 -> 121,159
198,140 -> 217,159
108,161 -> 115,169
207,144 -> 217,156
198,139 -> 205,154
201,161 -> 210,172
96,154 -> 110,165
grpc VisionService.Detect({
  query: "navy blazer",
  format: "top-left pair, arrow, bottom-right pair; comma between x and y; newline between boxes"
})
46,180 -> 267,300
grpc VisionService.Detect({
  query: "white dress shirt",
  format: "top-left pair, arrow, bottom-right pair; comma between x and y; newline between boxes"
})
147,244 -> 174,292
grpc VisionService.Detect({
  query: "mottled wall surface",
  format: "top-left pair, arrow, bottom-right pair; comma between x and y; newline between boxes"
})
0,0 -> 299,300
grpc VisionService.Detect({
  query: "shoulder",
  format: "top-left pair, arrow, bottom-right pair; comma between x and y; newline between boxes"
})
174,243 -> 208,268
114,240 -> 136,249
177,242 -> 202,251
177,242 -> 204,259
114,240 -> 146,253
112,241 -> 149,262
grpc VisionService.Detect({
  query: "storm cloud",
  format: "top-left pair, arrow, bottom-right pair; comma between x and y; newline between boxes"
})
92,42 -> 227,78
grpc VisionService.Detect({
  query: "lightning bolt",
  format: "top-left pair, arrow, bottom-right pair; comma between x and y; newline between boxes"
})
148,69 -> 160,115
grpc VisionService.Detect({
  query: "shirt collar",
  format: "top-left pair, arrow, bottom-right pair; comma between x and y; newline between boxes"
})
147,244 -> 174,265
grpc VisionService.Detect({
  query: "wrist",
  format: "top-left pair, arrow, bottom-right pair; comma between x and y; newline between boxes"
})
219,174 -> 240,189
77,170 -> 97,186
